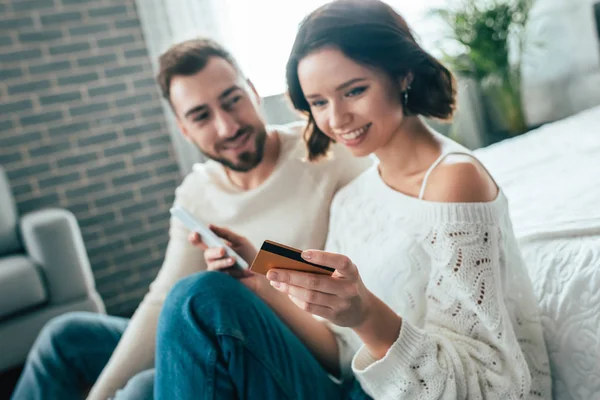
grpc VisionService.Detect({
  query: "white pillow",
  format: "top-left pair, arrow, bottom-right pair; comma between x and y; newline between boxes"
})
517,232 -> 600,400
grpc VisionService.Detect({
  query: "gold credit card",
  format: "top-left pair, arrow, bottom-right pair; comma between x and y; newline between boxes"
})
250,240 -> 334,276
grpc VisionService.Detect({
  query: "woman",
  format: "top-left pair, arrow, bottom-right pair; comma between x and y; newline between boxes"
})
155,1 -> 551,398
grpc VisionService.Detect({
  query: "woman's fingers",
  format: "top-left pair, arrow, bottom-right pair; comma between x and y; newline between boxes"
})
266,269 -> 357,297
287,294 -> 335,318
301,250 -> 357,279
271,280 -> 351,311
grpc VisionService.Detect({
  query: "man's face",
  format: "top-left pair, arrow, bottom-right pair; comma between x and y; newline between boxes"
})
170,57 -> 268,172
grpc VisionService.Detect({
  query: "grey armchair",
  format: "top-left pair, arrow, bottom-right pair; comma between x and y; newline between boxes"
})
0,166 -> 105,372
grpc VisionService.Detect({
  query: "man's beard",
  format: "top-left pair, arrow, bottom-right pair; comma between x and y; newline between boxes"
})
196,126 -> 267,172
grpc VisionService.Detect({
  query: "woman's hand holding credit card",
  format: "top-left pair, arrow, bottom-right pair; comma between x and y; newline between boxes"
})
260,243 -> 374,329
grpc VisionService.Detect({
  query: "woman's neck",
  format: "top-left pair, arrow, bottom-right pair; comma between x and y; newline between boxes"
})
375,116 -> 443,194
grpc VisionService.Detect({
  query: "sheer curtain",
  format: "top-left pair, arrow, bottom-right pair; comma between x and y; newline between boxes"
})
135,0 -> 481,174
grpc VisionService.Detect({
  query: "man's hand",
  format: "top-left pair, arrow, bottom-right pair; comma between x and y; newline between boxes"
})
189,225 -> 268,295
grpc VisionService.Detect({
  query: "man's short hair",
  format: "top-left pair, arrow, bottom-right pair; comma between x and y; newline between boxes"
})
156,38 -> 244,105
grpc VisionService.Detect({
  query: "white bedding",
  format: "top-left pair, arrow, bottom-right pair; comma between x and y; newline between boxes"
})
474,105 -> 600,399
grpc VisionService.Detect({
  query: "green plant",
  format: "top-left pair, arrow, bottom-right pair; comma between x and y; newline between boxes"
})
431,0 -> 534,136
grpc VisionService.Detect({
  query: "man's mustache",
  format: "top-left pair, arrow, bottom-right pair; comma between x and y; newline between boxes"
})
218,127 -> 253,149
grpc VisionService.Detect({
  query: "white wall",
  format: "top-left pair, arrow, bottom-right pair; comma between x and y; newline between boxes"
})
521,0 -> 600,126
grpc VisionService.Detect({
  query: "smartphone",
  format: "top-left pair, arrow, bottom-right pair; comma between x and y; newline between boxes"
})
169,205 -> 249,269
250,240 -> 334,276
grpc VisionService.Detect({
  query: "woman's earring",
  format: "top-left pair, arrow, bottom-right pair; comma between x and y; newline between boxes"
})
403,85 -> 411,106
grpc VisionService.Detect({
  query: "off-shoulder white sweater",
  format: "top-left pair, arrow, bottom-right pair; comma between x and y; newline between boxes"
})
324,158 -> 552,399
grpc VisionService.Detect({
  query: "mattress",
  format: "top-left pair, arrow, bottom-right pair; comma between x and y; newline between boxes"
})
474,105 -> 600,399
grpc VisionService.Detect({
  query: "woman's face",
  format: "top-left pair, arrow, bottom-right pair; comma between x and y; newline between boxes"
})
298,47 -> 405,157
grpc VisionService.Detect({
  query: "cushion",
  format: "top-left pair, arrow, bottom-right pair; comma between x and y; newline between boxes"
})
518,233 -> 600,400
0,255 -> 47,320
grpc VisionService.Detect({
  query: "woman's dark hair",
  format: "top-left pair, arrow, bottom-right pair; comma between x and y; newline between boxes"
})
286,0 -> 457,161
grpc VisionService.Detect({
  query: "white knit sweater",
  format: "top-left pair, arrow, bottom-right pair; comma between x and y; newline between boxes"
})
325,163 -> 552,399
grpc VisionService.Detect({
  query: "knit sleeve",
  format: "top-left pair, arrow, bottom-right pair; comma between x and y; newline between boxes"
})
351,222 -> 533,399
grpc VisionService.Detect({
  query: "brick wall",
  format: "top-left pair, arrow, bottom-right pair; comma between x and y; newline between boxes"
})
0,0 -> 182,317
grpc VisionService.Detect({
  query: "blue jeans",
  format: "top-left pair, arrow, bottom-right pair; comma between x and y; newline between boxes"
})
11,312 -> 154,400
155,272 -> 370,400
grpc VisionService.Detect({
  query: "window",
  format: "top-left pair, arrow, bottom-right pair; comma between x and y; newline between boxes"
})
218,0 -> 449,96
140,0 -> 449,96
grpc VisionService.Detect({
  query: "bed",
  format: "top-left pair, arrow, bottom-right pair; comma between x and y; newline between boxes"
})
473,105 -> 600,399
